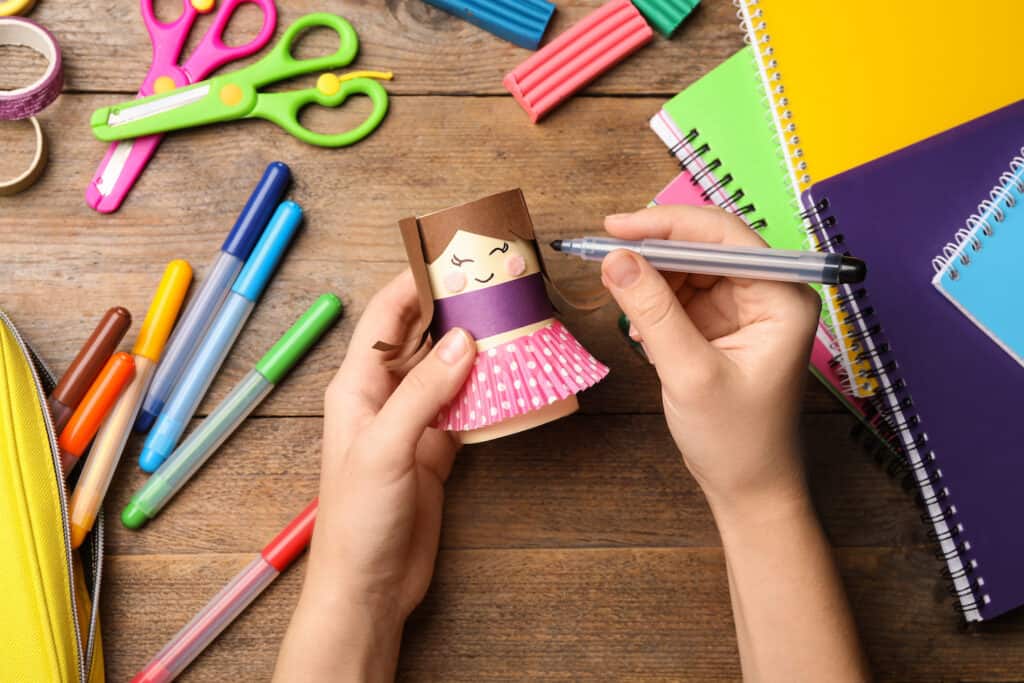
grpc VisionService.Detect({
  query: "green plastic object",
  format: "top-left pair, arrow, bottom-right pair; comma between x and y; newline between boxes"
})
631,0 -> 699,37
121,501 -> 148,530
90,13 -> 391,148
256,293 -> 343,384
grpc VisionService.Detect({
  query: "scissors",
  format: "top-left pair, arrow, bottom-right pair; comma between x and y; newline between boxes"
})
90,14 -> 391,151
86,0 -> 276,213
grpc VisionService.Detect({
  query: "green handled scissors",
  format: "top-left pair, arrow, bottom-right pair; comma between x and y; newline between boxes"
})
90,13 -> 390,148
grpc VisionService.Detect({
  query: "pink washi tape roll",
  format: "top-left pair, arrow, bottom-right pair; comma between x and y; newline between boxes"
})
503,0 -> 653,123
0,16 -> 63,120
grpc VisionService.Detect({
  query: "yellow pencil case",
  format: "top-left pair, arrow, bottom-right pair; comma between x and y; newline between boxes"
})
1,310 -> 105,683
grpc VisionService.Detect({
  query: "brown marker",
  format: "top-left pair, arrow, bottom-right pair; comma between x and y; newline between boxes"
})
48,307 -> 132,433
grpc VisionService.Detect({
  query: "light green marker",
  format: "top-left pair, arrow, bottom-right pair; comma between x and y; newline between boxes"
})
122,293 -> 343,529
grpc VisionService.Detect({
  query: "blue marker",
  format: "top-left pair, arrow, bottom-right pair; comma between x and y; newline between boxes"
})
135,162 -> 291,434
138,201 -> 302,472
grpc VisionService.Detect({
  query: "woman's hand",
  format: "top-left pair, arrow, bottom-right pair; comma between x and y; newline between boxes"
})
601,205 -> 821,515
275,270 -> 476,682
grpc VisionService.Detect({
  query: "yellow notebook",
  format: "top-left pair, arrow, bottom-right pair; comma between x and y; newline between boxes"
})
736,0 -> 1024,396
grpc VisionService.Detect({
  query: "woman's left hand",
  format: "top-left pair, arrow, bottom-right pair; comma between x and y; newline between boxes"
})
275,270 -> 477,682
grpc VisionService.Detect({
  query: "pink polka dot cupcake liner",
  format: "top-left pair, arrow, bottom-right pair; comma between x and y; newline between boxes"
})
439,321 -> 609,432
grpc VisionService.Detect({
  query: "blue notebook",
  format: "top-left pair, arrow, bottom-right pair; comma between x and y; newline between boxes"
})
931,151 -> 1024,368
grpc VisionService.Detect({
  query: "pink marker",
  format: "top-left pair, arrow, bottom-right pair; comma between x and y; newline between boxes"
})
86,0 -> 276,213
132,500 -> 317,683
503,0 -> 653,123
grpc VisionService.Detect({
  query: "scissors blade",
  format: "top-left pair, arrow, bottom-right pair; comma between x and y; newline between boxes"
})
104,83 -> 211,127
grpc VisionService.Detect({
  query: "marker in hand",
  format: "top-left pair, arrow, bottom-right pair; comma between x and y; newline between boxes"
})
550,236 -> 867,285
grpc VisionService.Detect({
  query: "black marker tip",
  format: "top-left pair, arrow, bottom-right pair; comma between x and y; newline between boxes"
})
837,256 -> 867,284
550,239 -> 564,252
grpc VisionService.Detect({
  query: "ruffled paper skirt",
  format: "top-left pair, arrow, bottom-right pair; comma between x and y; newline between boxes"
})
439,320 -> 609,432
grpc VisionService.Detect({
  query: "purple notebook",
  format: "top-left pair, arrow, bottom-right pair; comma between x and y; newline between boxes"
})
803,99 -> 1024,622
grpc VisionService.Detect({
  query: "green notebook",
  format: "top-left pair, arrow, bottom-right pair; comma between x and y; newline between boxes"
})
649,46 -> 836,331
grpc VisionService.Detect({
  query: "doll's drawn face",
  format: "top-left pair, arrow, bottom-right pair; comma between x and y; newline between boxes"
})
426,229 -> 541,299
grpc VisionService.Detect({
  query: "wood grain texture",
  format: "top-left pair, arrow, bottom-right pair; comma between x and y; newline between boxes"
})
3,0 -> 744,96
5,0 -> 1020,680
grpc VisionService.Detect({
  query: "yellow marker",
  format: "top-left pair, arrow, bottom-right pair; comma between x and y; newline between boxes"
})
219,83 -> 244,107
67,260 -> 192,548
153,76 -> 177,95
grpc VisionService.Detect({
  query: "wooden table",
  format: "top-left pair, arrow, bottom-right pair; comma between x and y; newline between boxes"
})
4,2 -> 1023,680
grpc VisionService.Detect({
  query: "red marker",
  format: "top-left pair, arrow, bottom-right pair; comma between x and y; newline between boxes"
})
132,499 -> 318,683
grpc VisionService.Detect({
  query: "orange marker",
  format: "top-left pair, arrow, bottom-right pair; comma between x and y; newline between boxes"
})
58,352 -> 135,474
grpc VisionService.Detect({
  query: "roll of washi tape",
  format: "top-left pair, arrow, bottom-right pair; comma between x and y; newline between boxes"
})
0,0 -> 39,17
0,115 -> 46,195
0,16 -> 63,120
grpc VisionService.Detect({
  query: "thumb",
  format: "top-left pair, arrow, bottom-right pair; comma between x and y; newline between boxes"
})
601,249 -> 714,372
367,328 -> 477,461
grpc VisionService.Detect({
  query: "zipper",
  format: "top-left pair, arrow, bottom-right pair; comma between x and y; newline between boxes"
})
0,310 -> 88,683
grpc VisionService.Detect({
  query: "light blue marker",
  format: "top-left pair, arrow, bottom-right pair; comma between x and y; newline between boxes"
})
135,161 -> 291,433
138,200 -> 302,472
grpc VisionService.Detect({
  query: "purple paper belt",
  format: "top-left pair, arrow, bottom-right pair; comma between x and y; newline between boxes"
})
431,272 -> 554,341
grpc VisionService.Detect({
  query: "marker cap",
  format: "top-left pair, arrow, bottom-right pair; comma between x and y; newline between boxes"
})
221,162 -> 291,259
50,306 -> 132,411
256,294 -> 343,384
58,352 -> 136,459
231,201 -> 303,302
133,260 -> 192,361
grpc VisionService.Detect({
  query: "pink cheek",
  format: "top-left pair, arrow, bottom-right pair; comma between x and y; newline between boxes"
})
444,270 -> 467,294
505,254 -> 526,277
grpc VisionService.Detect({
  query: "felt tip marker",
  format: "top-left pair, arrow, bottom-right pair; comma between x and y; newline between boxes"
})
48,307 -> 132,434
138,201 -> 303,473
67,261 -> 192,549
57,352 -> 136,474
550,236 -> 868,285
135,162 -> 291,434
123,294 -> 342,529
131,499 -> 318,683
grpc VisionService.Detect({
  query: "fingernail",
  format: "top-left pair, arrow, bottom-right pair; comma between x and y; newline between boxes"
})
436,328 -> 470,365
628,324 -> 641,342
603,250 -> 642,288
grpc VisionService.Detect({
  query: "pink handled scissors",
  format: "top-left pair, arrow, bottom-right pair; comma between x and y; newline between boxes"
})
86,0 -> 276,213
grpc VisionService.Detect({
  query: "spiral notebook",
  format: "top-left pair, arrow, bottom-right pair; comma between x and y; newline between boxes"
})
803,98 -> 1024,622
648,46 -> 880,396
736,0 -> 1024,396
930,152 -> 1024,368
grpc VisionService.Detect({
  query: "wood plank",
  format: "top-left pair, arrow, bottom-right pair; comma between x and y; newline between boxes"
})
100,547 -> 1024,682
1,94 -> 845,416
6,0 -> 744,96
100,414 -> 918,557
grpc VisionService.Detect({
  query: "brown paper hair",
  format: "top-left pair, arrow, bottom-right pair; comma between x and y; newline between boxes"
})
374,189 -> 607,354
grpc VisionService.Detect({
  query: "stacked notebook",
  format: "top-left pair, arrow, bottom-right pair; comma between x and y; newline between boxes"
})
801,100 -> 1024,622
647,48 -> 873,420
736,0 -> 1024,396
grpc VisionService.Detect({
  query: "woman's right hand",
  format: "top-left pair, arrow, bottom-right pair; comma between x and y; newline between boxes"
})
600,205 -> 821,514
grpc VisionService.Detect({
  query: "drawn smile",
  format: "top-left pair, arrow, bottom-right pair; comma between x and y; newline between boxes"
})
474,273 -> 495,283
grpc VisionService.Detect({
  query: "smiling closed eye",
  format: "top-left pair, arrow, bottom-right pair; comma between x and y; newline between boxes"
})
452,254 -> 474,267
489,242 -> 509,255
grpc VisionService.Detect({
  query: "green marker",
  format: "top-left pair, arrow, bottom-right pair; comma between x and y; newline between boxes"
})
122,294 -> 343,529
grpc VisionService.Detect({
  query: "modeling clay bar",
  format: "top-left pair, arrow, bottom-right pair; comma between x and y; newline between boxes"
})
631,0 -> 699,37
423,0 -> 555,50
503,0 -> 653,123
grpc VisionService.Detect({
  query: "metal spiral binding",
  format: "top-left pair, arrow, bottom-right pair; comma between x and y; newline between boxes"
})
666,127 -> 768,230
801,190 -> 988,620
931,147 -> 1024,280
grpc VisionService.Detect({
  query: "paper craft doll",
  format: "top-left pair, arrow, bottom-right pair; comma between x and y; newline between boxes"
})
387,189 -> 609,443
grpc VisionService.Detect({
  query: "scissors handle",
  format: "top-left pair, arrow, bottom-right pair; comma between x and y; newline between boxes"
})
141,0 -> 202,89
181,0 -> 276,79
232,13 -> 359,90
251,75 -> 389,148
